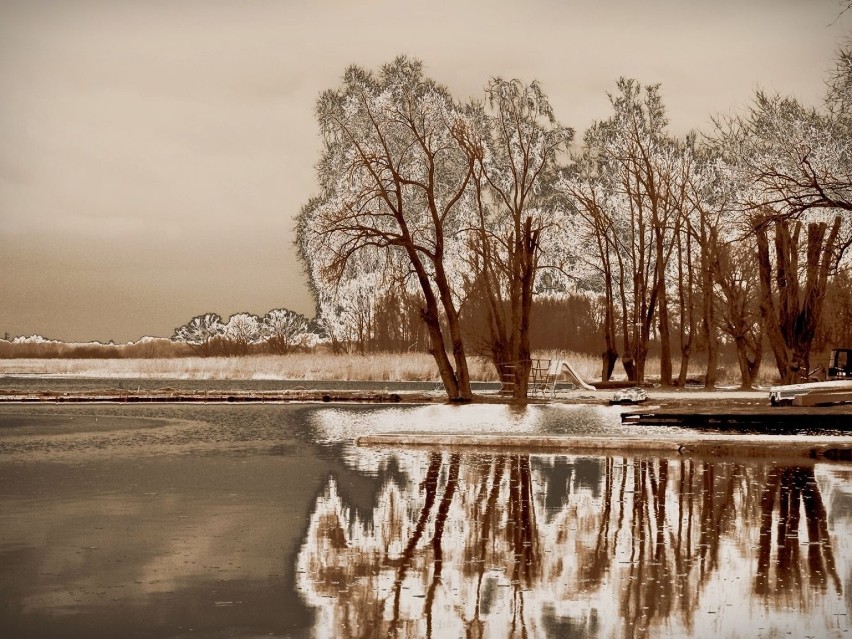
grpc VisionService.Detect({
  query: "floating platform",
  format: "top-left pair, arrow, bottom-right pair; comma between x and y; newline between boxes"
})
769,380 -> 852,405
621,405 -> 852,430
792,389 -> 852,407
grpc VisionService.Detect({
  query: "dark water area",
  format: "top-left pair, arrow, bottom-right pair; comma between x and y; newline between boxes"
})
0,403 -> 849,638
0,375 -> 502,394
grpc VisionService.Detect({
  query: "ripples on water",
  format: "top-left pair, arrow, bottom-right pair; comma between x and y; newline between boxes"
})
0,403 -> 849,638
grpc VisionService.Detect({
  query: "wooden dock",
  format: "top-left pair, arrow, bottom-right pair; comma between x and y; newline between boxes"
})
621,405 -> 852,429
792,389 -> 852,407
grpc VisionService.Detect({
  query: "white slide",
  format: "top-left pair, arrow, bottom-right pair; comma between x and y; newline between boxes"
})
551,360 -> 596,390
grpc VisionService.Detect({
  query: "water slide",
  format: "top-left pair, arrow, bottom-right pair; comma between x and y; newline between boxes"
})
550,359 -> 596,391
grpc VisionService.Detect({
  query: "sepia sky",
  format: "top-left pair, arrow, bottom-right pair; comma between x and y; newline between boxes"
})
1,0 -> 850,342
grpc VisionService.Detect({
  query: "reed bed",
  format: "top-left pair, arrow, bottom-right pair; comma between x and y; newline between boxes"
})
0,350 -> 783,386
0,353 -> 493,382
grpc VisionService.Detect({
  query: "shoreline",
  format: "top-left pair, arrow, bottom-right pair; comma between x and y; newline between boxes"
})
0,385 -> 766,406
2,380 -> 849,432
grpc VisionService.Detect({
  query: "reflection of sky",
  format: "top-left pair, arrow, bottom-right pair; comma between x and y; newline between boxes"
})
0,415 -> 329,637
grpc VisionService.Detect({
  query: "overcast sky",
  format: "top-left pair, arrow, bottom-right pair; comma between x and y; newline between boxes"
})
1,0 -> 849,342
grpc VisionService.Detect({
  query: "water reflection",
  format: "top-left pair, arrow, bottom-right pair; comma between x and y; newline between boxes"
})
297,453 -> 850,638
754,466 -> 841,601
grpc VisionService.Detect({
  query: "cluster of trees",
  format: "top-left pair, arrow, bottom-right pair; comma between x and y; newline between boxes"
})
297,49 -> 852,400
298,60 -> 576,400
565,70 -> 852,389
299,290 -> 604,356
171,308 -> 322,356
0,307 -> 323,358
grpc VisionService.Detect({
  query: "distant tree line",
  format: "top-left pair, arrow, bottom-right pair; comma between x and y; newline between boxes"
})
0,336 -> 195,359
170,308 -> 324,356
297,48 -> 852,399
0,307 -> 323,359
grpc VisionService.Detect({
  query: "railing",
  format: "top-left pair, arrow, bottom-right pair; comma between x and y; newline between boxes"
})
499,359 -> 556,397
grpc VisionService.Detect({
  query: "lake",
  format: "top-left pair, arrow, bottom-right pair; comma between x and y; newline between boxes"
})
0,402 -> 849,638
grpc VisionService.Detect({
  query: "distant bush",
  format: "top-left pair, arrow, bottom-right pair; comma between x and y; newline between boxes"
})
0,337 -> 195,359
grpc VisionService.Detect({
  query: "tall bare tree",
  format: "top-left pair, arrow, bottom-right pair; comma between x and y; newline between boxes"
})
464,79 -> 573,397
716,46 -> 852,382
564,79 -> 680,384
297,57 -> 476,401
560,154 -> 624,381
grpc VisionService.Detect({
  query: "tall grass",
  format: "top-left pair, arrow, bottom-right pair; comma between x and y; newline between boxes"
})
0,350 -> 783,385
536,349 -> 782,386
0,353 -> 495,382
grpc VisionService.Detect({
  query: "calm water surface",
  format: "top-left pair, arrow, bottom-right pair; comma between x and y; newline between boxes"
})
0,375 -> 503,393
0,403 -> 849,638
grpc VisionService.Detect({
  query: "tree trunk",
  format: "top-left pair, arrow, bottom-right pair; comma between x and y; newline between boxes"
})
756,219 -> 793,382
406,243 -> 468,401
734,334 -> 762,389
432,258 -> 473,401
602,271 -> 619,381
675,220 -> 695,387
756,214 -> 840,384
420,303 -> 462,399
602,348 -> 618,383
513,219 -> 538,399
602,290 -> 619,381
618,251 -> 637,382
701,226 -> 718,389
600,230 -> 619,382
655,225 -> 673,386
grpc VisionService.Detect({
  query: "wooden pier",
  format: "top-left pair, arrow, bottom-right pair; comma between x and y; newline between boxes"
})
621,405 -> 852,430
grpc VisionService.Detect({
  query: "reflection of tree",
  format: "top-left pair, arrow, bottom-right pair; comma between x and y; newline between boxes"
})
387,452 -> 460,637
388,451 -> 442,636
754,465 -> 841,604
298,452 -> 545,638
296,454 -> 846,639
475,455 -> 540,634
571,458 -> 845,638
577,458 -> 746,638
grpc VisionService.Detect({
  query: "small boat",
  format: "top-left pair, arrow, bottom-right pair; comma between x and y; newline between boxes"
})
610,387 -> 648,405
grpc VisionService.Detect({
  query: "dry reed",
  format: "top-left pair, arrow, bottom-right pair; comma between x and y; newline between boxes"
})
0,353 -> 493,382
0,351 -> 784,385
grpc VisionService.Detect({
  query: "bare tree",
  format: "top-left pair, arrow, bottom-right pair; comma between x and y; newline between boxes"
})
564,79 -> 681,384
465,79 -> 573,397
297,57 -> 476,401
714,237 -> 764,388
715,48 -> 852,382
752,211 -> 848,382
560,157 -> 623,381
223,312 -> 262,355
